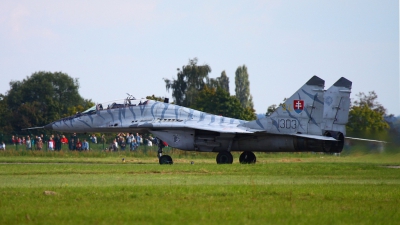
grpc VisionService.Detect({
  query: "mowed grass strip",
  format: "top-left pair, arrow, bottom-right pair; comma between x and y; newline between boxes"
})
1,148 -> 400,164
0,160 -> 399,224
1,184 -> 399,225
0,163 -> 399,187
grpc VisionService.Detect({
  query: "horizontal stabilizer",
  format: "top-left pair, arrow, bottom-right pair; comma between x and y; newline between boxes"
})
346,137 -> 387,143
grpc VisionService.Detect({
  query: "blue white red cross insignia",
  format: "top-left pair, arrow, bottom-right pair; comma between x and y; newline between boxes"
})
293,100 -> 304,114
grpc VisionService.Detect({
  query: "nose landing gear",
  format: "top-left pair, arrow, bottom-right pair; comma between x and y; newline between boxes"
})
159,155 -> 173,165
157,139 -> 173,165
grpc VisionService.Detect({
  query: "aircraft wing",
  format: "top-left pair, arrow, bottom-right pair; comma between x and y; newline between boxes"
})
151,122 -> 256,134
152,122 -> 338,141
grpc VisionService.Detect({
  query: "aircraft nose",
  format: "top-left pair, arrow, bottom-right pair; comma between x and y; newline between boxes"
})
44,123 -> 53,131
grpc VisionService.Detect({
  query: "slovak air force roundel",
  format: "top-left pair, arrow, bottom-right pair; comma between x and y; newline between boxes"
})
293,100 -> 304,114
173,134 -> 180,143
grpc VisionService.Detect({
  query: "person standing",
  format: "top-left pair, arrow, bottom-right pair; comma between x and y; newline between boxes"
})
61,135 -> 68,145
119,136 -> 126,150
54,134 -> 62,151
31,136 -> 36,150
48,137 -> 54,151
69,139 -> 75,150
135,133 -> 141,147
147,138 -> 153,146
126,133 -> 132,150
26,136 -> 32,150
113,139 -> 119,151
36,137 -> 43,150
70,133 -> 78,150
76,138 -> 82,151
82,139 -> 89,151
90,134 -> 97,144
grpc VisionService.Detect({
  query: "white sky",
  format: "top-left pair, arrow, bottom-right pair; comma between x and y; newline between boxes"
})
0,0 -> 399,115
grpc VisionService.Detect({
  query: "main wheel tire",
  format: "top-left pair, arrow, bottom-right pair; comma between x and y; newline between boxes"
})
159,155 -> 173,165
239,151 -> 256,164
216,151 -> 233,164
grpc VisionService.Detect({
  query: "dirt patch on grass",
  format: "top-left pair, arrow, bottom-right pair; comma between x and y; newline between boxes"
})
43,191 -> 57,195
280,158 -> 302,162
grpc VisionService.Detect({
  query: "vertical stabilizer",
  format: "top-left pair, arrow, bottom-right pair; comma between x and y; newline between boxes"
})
322,77 -> 352,136
243,76 -> 325,135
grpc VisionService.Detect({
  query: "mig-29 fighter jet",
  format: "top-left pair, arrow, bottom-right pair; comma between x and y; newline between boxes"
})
41,76 -> 352,164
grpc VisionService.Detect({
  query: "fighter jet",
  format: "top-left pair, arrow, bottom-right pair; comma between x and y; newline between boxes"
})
42,76 -> 352,164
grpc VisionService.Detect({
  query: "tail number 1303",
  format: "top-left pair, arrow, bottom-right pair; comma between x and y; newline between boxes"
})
279,119 -> 297,129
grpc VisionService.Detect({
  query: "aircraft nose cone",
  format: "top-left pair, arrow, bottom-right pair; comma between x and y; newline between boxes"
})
44,123 -> 53,130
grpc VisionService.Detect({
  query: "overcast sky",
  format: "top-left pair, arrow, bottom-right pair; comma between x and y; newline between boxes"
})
0,0 -> 398,116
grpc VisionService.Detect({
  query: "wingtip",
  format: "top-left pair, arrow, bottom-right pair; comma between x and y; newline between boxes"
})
21,126 -> 45,131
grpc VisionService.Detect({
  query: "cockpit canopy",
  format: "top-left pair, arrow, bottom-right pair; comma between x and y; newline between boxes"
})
81,97 -> 150,115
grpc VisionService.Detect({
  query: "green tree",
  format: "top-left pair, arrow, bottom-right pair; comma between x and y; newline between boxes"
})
265,98 -> 287,116
164,58 -> 211,107
235,65 -> 254,108
347,106 -> 389,132
207,70 -> 230,93
265,104 -> 277,117
353,91 -> 386,114
5,71 -> 93,131
216,71 -> 230,93
0,94 -> 13,133
347,91 -> 389,134
193,86 -> 256,121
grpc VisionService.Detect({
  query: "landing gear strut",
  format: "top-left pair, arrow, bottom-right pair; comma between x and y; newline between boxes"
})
157,139 -> 173,165
239,151 -> 256,164
216,151 -> 233,164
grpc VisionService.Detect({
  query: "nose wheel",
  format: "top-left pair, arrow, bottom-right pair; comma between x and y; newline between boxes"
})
157,138 -> 173,164
159,155 -> 173,164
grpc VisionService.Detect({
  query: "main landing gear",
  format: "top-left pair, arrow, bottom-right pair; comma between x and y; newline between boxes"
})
239,151 -> 256,164
215,151 -> 257,164
216,151 -> 233,164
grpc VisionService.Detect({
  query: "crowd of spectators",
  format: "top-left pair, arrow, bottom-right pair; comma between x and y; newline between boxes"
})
107,132 -> 157,151
2,132 -> 157,152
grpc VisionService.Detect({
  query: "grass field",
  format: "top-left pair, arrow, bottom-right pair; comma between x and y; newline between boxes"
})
0,149 -> 399,224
